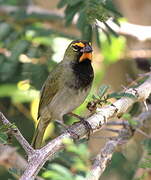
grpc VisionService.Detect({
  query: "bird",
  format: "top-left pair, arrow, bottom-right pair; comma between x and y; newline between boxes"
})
31,40 -> 94,149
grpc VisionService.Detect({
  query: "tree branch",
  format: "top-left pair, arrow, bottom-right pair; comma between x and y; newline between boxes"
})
0,113 -> 34,157
96,19 -> 151,41
86,106 -> 151,180
0,74 -> 151,180
0,144 -> 43,180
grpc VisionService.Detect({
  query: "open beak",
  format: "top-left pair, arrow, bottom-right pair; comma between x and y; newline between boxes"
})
79,44 -> 92,62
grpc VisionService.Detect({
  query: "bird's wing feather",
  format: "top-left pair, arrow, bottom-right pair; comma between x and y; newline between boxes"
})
37,63 -> 63,119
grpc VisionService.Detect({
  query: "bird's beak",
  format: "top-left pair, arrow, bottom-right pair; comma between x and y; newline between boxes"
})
80,45 -> 92,53
79,45 -> 92,62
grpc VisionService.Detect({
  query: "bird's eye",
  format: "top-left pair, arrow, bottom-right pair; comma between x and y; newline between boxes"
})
72,45 -> 81,52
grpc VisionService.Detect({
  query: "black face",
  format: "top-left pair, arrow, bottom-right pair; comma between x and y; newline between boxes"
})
69,41 -> 94,90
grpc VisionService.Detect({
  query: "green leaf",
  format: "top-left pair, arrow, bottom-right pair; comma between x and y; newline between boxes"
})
98,84 -> 109,98
95,26 -> 101,48
72,157 -> 87,171
8,167 -> 22,176
104,22 -> 119,37
57,0 -> 68,8
142,139 -> 151,153
22,63 -> 49,89
92,95 -> 99,100
10,40 -> 30,61
68,0 -> 83,6
122,113 -> 131,121
77,11 -> 88,31
82,24 -> 92,41
140,161 -> 151,169
120,92 -> 136,99
42,171 -> 63,179
129,102 -> 140,116
51,164 -> 73,180
128,119 -> 138,126
0,123 -> 14,132
65,3 -> 82,26
0,132 -> 8,144
107,92 -> 136,100
102,0 -> 122,17
0,23 -> 12,41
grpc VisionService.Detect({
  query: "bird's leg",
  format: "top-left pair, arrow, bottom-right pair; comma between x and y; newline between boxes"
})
55,119 -> 79,139
55,120 -> 68,133
68,112 -> 93,139
68,112 -> 83,120
55,120 -> 67,128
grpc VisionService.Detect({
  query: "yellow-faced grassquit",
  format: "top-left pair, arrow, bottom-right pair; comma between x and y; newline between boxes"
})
32,40 -> 94,149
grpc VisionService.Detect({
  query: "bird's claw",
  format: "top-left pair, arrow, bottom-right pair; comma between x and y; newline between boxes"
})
68,112 -> 92,140
79,118 -> 93,140
67,129 -> 80,139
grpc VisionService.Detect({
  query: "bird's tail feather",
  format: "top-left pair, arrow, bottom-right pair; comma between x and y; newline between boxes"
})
31,118 -> 49,149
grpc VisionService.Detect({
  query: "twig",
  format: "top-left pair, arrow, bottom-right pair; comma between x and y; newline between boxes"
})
0,113 -> 34,157
0,74 -> 151,180
96,19 -> 151,41
102,127 -> 121,133
107,120 -> 128,126
86,138 -> 121,180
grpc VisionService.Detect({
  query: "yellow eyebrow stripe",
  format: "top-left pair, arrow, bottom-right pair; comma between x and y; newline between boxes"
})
72,42 -> 85,47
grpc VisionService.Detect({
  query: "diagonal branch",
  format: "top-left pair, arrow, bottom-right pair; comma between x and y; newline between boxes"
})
0,113 -> 34,157
0,74 -> 151,180
86,106 -> 151,180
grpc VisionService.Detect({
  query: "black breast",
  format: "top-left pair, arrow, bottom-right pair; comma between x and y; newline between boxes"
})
71,59 -> 94,90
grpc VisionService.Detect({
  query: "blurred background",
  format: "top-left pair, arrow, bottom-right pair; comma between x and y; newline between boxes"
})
0,0 -> 151,179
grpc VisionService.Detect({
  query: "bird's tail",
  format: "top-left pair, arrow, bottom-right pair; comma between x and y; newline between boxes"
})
31,118 -> 49,149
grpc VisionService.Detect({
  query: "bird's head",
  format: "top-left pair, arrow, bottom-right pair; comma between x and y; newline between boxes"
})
64,40 -> 93,63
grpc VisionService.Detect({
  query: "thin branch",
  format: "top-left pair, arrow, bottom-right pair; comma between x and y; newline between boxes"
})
107,120 -> 128,126
0,113 -> 34,157
0,74 -> 151,180
102,127 -> 121,133
0,144 -> 44,180
86,106 -> 151,180
96,19 -> 151,41
86,138 -> 120,180
0,5 -> 63,16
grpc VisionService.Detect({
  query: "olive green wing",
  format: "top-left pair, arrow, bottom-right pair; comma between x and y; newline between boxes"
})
37,64 -> 63,119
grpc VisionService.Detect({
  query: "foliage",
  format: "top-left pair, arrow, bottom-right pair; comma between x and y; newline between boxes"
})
140,139 -> 151,169
87,84 -> 137,112
58,0 -> 121,44
0,123 -> 16,144
42,139 -> 90,180
0,0 -> 145,180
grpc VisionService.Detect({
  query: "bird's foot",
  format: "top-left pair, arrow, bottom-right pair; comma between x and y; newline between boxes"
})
68,112 -> 92,140
55,120 -> 67,132
79,117 -> 93,140
55,120 -> 79,138
67,128 -> 80,139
